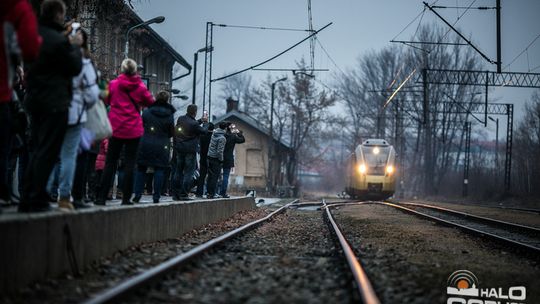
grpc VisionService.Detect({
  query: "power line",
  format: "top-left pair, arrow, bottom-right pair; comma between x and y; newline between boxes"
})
211,22 -> 333,83
212,23 -> 311,32
315,37 -> 346,76
503,33 -> 540,71
431,5 -> 496,10
391,7 -> 428,42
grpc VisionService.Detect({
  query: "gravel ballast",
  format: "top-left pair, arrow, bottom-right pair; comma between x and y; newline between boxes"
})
123,209 -> 354,304
334,203 -> 540,304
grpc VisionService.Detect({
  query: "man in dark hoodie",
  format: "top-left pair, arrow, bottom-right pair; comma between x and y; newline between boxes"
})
19,0 -> 83,212
173,104 -> 207,200
206,121 -> 227,199
133,91 -> 175,204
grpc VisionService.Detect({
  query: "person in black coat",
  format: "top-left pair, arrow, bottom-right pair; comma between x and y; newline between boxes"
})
133,91 -> 175,203
220,123 -> 245,198
172,104 -> 207,200
195,122 -> 214,197
19,0 -> 83,212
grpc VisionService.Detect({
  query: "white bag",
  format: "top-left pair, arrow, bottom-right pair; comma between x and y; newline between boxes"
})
84,100 -> 112,141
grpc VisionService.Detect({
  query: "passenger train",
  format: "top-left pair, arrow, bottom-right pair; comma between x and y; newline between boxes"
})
345,139 -> 396,199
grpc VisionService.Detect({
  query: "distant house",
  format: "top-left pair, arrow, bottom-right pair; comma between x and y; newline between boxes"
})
213,98 -> 293,193
52,0 -> 192,94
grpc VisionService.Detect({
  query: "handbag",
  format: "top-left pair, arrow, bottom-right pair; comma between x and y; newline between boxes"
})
84,99 -> 112,141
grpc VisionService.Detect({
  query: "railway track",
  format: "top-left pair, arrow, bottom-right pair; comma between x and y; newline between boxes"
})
83,199 -> 379,303
83,200 -> 299,304
323,200 -> 380,304
381,201 -> 540,255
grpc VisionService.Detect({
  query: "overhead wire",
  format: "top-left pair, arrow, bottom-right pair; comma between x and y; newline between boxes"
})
211,22 -> 332,83
503,33 -> 540,71
213,23 -> 311,32
383,0 -> 479,108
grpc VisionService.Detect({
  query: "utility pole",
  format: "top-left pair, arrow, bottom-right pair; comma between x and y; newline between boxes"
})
496,0 -> 502,73
462,122 -> 471,197
267,77 -> 287,194
422,68 -> 433,195
192,46 -> 213,105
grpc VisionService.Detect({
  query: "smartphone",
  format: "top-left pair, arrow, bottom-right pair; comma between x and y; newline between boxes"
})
71,22 -> 81,36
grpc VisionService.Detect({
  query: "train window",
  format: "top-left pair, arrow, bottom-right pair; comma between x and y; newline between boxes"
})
361,146 -> 390,174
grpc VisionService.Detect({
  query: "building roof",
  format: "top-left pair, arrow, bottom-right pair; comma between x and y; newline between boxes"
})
129,9 -> 192,71
214,110 -> 292,149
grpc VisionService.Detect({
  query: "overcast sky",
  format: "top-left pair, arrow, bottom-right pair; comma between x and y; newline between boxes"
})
134,0 -> 540,132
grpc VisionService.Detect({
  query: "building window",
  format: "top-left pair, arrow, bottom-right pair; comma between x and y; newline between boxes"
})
246,149 -> 264,176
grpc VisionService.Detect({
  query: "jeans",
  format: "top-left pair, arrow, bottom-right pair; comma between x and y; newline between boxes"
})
173,152 -> 197,197
98,137 -> 140,203
47,124 -> 82,199
22,110 -> 68,207
0,103 -> 12,201
206,157 -> 222,197
134,166 -> 165,202
220,166 -> 232,196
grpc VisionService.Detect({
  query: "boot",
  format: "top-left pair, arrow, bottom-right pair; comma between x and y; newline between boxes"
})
58,197 -> 74,211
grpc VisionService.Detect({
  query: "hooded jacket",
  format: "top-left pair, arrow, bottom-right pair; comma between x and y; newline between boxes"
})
207,128 -> 227,162
136,102 -> 176,168
68,58 -> 100,125
0,0 -> 41,103
106,73 -> 154,139
25,19 -> 82,113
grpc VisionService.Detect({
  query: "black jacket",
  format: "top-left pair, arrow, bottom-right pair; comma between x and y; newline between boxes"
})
199,123 -> 213,159
137,102 -> 175,168
25,20 -> 82,113
174,114 -> 207,153
223,131 -> 245,168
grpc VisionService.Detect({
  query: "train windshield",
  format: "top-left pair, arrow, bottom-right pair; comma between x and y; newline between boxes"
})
361,146 -> 390,167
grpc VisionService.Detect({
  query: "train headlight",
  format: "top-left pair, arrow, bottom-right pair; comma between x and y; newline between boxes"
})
386,165 -> 394,174
358,164 -> 367,174
373,147 -> 380,155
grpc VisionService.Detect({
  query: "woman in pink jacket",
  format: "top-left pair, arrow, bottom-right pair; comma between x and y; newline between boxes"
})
96,58 -> 154,205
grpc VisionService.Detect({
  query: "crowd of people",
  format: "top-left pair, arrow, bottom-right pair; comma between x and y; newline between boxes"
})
0,0 -> 245,213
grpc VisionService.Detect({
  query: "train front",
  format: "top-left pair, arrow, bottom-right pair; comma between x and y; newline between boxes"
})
349,139 -> 396,199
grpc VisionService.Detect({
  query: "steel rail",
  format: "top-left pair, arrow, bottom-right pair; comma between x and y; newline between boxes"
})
323,200 -> 380,304
84,200 -> 299,304
398,202 -> 540,233
380,202 -> 540,255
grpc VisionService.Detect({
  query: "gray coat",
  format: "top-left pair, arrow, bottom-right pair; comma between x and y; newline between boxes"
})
207,128 -> 226,162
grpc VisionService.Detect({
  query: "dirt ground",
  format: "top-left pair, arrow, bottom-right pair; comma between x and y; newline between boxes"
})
334,203 -> 540,304
403,200 -> 540,228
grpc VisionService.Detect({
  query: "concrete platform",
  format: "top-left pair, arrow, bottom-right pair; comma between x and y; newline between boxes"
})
0,196 -> 255,292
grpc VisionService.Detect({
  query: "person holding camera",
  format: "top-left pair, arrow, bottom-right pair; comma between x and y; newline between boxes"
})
220,123 -> 245,198
172,104 -> 208,200
46,27 -> 99,210
19,0 -> 83,213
